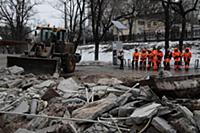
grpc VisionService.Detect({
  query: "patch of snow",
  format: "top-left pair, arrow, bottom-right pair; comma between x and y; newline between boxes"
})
77,41 -> 200,66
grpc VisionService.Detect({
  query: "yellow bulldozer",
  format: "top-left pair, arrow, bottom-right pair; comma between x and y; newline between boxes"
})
7,26 -> 81,74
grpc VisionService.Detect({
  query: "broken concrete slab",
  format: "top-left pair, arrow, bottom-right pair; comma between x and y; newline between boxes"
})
72,94 -> 117,123
57,78 -> 81,93
171,117 -> 198,133
193,111 -> 200,130
14,128 -> 35,133
14,101 -> 29,113
36,124 -> 58,133
8,66 -> 24,75
34,80 -> 55,89
7,79 -> 23,88
178,105 -> 196,126
152,117 -> 177,133
83,123 -> 110,133
130,102 -> 161,124
27,114 -> 49,130
97,78 -> 123,85
158,70 -> 173,78
41,88 -> 60,101
116,93 -> 133,106
113,85 -> 132,91
118,106 -> 135,117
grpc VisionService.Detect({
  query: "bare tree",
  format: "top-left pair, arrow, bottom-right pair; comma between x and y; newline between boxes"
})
161,0 -> 171,52
89,0 -> 135,60
170,0 -> 199,52
0,0 -> 40,41
51,0 -> 87,52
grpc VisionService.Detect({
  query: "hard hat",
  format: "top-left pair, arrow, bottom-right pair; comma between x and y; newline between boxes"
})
174,48 -> 178,51
185,47 -> 190,50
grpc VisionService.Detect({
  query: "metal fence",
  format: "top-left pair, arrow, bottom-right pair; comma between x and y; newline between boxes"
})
118,29 -> 200,42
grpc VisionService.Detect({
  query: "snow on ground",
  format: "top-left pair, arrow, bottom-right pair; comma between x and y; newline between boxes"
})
77,41 -> 200,66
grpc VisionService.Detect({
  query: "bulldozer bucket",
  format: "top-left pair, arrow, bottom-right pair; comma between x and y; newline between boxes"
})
7,56 -> 58,75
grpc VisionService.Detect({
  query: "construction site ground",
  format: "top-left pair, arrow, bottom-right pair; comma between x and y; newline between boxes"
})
1,54 -> 200,83
2,53 -> 200,133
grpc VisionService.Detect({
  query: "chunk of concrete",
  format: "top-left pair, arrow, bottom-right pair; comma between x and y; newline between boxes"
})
178,105 -> 196,125
41,88 -> 60,101
14,128 -> 35,133
57,78 -> 81,93
34,80 -> 55,89
152,117 -> 177,133
172,117 -> 198,133
72,94 -> 117,123
193,111 -> 200,130
118,106 -> 135,117
14,101 -> 29,113
27,114 -> 49,129
36,125 -> 58,133
158,70 -> 172,78
114,85 -> 132,91
83,123 -> 110,133
8,66 -> 24,75
130,102 -> 161,124
97,78 -> 123,85
7,79 -> 23,88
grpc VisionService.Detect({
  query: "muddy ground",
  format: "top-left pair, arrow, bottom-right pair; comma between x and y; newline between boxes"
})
1,54 -> 200,84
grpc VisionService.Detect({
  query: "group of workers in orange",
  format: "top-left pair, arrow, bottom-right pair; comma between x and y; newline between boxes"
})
132,47 -> 192,71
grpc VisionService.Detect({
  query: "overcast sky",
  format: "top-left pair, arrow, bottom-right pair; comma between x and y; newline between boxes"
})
34,0 -> 63,27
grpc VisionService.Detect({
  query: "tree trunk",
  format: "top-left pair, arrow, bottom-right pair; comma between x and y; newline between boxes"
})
179,15 -> 186,53
95,41 -> 99,60
162,0 -> 170,53
128,19 -> 134,41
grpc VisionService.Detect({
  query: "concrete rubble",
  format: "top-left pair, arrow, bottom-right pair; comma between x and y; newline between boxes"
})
1,66 -> 200,132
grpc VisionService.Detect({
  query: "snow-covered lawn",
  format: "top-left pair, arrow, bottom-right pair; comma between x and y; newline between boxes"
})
77,41 -> 200,66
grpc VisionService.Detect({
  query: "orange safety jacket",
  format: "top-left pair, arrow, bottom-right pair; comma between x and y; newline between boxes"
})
182,52 -> 192,62
173,51 -> 181,62
152,50 -> 158,61
140,52 -> 147,62
133,52 -> 140,61
157,51 -> 163,62
147,52 -> 153,62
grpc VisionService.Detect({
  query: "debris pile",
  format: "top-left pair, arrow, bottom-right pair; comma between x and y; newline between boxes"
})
0,66 -> 200,133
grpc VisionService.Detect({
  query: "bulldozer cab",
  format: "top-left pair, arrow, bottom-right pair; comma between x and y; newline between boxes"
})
35,26 -> 67,43
34,26 -> 74,54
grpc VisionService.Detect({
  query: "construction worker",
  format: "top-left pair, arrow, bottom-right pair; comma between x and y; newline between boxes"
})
182,47 -> 192,71
157,47 -> 163,69
132,49 -> 140,69
164,50 -> 172,70
152,47 -> 158,71
140,48 -> 147,70
173,48 -> 182,70
147,50 -> 153,70
118,49 -> 124,69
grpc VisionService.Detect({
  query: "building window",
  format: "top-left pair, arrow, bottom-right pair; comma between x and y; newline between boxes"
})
138,21 -> 145,25
148,23 -> 151,28
153,22 -> 157,26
